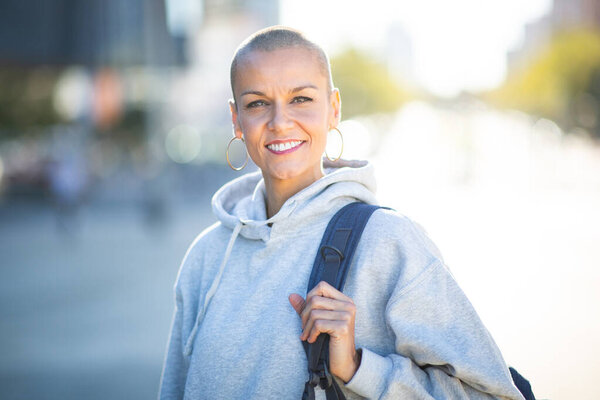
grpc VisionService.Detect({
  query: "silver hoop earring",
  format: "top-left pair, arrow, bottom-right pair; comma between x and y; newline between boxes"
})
325,127 -> 344,162
226,136 -> 249,171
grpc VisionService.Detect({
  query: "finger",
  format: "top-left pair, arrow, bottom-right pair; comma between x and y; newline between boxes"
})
306,281 -> 354,303
288,293 -> 306,315
300,296 -> 354,328
300,309 -> 352,340
305,319 -> 349,343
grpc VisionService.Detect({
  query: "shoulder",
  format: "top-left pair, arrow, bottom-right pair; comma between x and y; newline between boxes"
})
365,207 -> 444,262
351,207 -> 447,293
181,221 -> 229,264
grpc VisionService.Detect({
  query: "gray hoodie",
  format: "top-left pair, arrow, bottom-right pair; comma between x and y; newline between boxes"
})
158,160 -> 524,400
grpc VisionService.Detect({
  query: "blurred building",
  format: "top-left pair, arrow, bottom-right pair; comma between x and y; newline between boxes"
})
0,0 -> 282,199
385,22 -> 415,87
0,0 -> 190,200
508,0 -> 600,72
554,0 -> 600,29
0,0 -> 185,67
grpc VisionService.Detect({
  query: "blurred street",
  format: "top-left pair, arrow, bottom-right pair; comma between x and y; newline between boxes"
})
0,167 -> 237,400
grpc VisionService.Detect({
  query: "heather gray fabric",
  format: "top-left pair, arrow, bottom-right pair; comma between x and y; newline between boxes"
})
158,160 -> 524,400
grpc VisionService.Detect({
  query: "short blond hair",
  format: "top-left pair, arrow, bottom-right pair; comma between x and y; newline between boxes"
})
230,26 -> 333,103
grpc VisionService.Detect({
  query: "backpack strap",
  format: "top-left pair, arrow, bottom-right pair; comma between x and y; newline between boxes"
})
302,202 -> 385,400
509,367 -> 536,400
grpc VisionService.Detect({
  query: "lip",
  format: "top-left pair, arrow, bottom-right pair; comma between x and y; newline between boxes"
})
265,139 -> 305,155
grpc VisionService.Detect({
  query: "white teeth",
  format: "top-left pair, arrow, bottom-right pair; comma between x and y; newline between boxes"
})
267,140 -> 302,152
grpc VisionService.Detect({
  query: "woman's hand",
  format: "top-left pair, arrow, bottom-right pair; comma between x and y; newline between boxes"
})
289,281 -> 361,383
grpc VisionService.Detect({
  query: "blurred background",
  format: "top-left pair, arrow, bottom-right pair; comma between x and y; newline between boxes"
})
0,0 -> 599,399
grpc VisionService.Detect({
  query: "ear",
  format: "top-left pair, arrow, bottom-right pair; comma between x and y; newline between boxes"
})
229,99 -> 244,139
328,88 -> 342,128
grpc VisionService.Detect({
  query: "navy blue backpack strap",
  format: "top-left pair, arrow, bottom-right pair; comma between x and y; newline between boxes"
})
302,202 -> 386,400
509,367 -> 536,400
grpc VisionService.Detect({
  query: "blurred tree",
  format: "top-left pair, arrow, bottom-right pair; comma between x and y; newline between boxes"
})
103,106 -> 147,147
489,29 -> 600,138
331,48 -> 410,118
0,66 -> 146,147
0,68 -> 62,137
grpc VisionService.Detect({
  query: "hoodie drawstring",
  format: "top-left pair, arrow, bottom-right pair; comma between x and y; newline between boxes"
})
184,220 -> 243,356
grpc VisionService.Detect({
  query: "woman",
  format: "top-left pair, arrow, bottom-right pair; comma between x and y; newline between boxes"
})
159,26 -> 525,400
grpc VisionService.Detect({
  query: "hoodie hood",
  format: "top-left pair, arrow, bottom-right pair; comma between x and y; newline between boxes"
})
211,159 -> 379,242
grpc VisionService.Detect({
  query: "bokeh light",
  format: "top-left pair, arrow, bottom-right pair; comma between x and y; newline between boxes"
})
165,125 -> 201,164
53,67 -> 93,121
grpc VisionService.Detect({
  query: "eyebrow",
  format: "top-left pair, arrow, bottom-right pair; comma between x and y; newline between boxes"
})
240,90 -> 265,97
240,85 -> 318,97
291,84 -> 318,93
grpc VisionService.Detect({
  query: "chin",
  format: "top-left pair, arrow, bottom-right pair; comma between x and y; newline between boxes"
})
267,169 -> 304,181
263,161 -> 321,182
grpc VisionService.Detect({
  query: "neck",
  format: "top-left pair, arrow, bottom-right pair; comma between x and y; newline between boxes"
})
264,167 -> 324,219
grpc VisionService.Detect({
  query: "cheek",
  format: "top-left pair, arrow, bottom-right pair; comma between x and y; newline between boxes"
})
292,108 -> 329,138
238,124 -> 263,162
244,133 -> 264,161
238,114 -> 263,139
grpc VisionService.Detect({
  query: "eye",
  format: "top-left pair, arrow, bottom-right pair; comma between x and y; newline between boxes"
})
245,99 -> 267,109
291,96 -> 312,104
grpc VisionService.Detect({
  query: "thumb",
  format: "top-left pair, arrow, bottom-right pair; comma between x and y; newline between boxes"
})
288,293 -> 306,315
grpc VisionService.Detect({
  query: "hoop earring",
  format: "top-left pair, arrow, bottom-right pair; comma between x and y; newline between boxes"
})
325,127 -> 344,162
226,136 -> 249,171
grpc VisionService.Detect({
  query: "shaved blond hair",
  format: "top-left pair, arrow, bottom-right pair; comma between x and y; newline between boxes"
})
230,26 -> 334,104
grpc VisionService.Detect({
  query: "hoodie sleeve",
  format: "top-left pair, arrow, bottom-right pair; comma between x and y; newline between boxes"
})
158,284 -> 188,400
342,216 -> 525,400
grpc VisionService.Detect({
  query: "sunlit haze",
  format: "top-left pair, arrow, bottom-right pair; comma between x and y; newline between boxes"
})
281,0 -> 552,97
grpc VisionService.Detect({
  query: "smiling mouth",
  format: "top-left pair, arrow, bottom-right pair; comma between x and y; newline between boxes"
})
265,140 -> 305,154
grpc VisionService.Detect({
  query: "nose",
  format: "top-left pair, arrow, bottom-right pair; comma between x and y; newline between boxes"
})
267,101 -> 293,132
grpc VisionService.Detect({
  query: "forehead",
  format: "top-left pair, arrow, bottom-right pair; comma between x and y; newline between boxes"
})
234,47 -> 328,92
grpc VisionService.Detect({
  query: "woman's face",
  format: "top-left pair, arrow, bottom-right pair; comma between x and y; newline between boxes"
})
230,47 -> 340,184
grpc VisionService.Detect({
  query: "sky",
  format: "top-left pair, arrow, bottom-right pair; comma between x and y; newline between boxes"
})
280,0 -> 553,97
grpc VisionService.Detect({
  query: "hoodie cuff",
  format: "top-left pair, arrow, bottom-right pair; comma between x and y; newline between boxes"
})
343,347 -> 393,399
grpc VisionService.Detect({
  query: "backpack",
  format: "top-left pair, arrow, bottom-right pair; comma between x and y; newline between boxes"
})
302,202 -> 535,400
